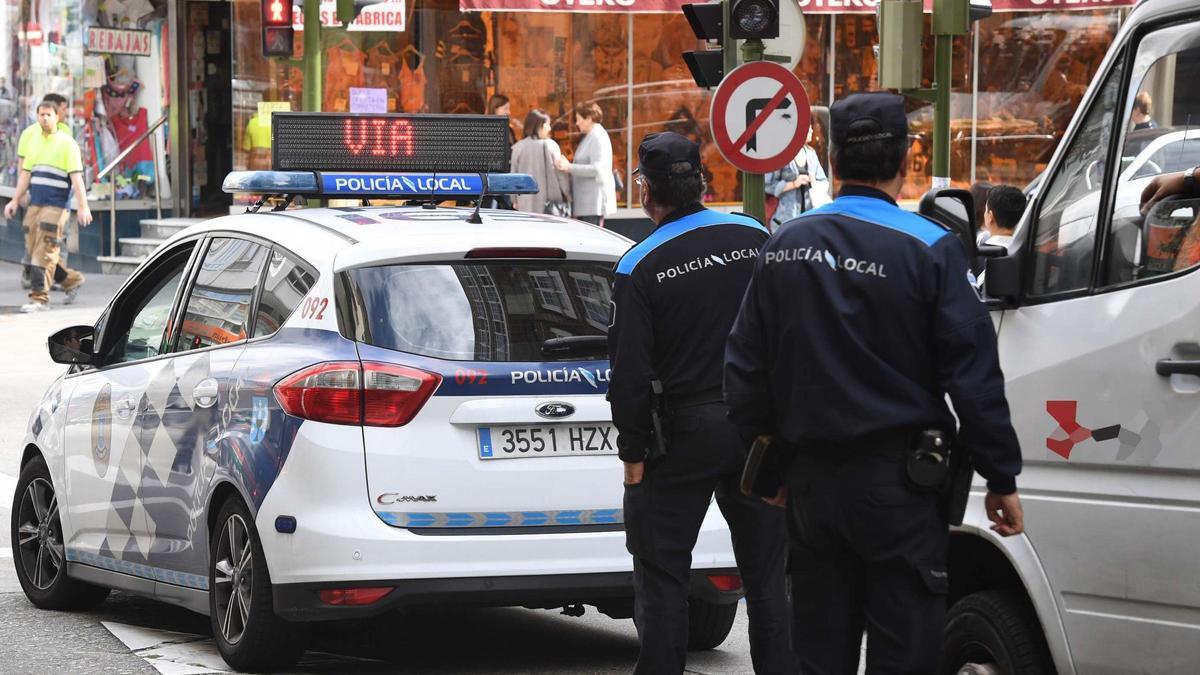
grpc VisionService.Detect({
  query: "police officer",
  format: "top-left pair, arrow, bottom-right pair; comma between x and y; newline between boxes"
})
724,92 -> 1025,673
609,132 -> 792,674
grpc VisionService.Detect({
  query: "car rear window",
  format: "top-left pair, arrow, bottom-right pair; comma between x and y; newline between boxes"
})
348,261 -> 613,361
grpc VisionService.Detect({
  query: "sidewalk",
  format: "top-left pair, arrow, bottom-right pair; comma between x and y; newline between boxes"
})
0,260 -> 128,314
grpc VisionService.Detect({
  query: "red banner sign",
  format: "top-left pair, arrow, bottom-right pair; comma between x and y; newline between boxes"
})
459,0 -> 1137,13
85,27 -> 153,56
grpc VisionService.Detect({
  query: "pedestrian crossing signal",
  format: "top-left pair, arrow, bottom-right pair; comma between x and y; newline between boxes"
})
261,0 -> 293,57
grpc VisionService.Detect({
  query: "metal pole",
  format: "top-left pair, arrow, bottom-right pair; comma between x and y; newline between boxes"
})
110,181 -> 117,258
932,31 -> 952,188
970,20 -> 979,186
740,39 -> 766,224
626,12 -> 634,209
303,0 -> 322,112
152,133 -> 162,221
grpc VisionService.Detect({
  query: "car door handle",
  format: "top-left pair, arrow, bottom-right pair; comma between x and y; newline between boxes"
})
1156,359 -> 1200,377
193,379 -> 220,409
115,397 -> 136,420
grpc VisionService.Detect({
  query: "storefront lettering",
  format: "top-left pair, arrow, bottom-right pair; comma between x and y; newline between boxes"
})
293,0 -> 406,32
85,27 -> 152,57
539,0 -> 637,7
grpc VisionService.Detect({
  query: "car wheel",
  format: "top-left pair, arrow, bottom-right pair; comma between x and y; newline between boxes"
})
942,590 -> 1052,675
687,597 -> 738,651
209,496 -> 304,672
11,455 -> 109,610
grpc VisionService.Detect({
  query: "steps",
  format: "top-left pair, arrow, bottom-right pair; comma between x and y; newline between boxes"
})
98,217 -> 208,275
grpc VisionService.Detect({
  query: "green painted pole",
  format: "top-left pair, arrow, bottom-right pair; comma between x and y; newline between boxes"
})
932,31 -> 952,188
740,38 -> 765,224
303,0 -> 322,112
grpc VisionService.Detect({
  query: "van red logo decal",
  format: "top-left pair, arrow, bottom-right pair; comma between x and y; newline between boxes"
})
1045,400 -> 1161,461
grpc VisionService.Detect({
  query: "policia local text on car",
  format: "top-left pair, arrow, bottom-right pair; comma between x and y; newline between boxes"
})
724,92 -> 1025,674
607,132 -> 793,674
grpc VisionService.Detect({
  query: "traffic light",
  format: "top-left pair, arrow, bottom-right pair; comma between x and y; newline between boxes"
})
682,2 -> 725,89
729,0 -> 778,40
260,0 -> 293,57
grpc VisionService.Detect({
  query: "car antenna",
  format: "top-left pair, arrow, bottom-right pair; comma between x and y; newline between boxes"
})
422,172 -> 438,210
467,173 -> 489,224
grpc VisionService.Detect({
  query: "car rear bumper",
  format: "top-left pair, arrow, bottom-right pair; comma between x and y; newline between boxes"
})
272,568 -> 743,621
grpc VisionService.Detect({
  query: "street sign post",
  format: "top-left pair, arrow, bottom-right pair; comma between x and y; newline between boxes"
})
710,61 -> 810,175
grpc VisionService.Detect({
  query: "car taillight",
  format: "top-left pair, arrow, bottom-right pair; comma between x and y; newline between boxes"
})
465,247 -> 566,259
707,574 -> 743,592
274,361 -> 440,427
318,586 -> 394,606
274,362 -> 362,425
361,362 -> 441,427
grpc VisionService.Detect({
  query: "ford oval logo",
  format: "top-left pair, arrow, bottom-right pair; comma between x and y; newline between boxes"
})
536,402 -> 575,419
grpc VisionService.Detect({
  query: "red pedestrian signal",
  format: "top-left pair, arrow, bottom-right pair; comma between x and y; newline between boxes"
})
261,0 -> 294,57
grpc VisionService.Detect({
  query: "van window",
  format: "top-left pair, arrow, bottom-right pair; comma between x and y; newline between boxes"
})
1104,24 -> 1200,286
348,261 -> 613,362
1027,54 -> 1125,297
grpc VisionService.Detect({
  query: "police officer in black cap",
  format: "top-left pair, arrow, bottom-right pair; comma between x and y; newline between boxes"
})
609,132 -> 793,674
725,92 -> 1026,673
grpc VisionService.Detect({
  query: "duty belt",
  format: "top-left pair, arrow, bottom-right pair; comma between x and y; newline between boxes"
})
665,387 -> 724,411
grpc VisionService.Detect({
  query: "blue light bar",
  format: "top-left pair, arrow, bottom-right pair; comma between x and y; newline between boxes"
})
222,171 -> 538,198
222,171 -> 320,194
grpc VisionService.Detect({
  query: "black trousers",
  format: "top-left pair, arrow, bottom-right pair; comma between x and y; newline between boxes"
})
623,402 -> 793,674
786,447 -> 949,675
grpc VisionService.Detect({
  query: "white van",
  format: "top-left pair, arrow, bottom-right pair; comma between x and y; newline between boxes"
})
935,1 -> 1200,673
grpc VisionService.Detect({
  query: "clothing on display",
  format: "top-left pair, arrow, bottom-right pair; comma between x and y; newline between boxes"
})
325,41 -> 367,112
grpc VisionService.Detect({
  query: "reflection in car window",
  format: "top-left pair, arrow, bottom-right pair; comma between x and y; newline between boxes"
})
253,251 -> 315,338
1028,53 -> 1125,297
1105,36 -> 1200,287
177,238 -> 268,351
107,253 -> 190,364
349,261 -> 614,362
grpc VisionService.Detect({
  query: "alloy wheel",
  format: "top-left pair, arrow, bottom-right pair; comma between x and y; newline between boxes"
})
16,478 -> 64,591
213,513 -> 253,644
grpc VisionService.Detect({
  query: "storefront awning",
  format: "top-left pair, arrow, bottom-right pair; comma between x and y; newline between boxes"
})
459,0 -> 1137,13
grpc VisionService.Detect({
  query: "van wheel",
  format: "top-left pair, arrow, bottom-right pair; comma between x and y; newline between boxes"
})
687,598 -> 737,651
11,455 -> 109,610
942,590 -> 1051,675
209,497 -> 304,672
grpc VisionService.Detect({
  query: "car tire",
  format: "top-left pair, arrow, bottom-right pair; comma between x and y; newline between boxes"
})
209,496 -> 304,672
11,456 -> 110,610
942,590 -> 1052,675
687,597 -> 738,651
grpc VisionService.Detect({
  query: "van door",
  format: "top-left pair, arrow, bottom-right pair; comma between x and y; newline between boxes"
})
999,22 -> 1200,673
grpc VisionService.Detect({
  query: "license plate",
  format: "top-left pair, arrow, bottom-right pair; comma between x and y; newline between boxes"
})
478,424 -> 618,459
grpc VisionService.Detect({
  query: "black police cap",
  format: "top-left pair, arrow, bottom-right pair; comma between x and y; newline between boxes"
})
635,132 -> 702,180
830,92 -> 908,147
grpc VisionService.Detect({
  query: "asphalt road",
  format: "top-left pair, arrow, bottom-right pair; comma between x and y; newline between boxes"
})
0,261 -> 757,673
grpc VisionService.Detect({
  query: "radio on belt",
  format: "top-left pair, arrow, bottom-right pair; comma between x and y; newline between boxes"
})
221,112 -> 538,205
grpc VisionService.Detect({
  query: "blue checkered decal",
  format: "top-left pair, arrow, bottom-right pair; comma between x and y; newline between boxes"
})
376,508 -> 623,528
67,548 -> 210,590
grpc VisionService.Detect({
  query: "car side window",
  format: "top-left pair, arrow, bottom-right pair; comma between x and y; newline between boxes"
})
103,245 -> 194,365
176,237 -> 269,351
252,250 -> 316,338
1104,25 -> 1200,287
1027,53 -> 1125,298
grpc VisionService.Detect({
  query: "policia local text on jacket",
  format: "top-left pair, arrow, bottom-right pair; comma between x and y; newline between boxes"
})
608,132 -> 792,674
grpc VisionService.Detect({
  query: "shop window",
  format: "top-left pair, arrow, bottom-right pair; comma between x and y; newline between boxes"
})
973,10 -> 1120,192
177,238 -> 268,351
1027,54 -> 1125,298
1103,25 -> 1200,287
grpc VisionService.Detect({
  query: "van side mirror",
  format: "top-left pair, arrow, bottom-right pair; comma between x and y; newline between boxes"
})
918,188 -> 976,261
985,252 -> 1021,302
48,325 -> 95,365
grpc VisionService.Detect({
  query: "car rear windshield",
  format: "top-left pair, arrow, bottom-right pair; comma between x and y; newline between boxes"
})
348,261 -> 613,362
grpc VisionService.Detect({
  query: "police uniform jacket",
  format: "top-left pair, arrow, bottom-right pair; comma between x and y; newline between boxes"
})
724,186 -> 1021,494
609,204 -> 768,463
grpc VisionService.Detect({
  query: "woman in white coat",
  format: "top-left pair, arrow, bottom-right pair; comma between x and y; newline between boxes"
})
510,109 -> 571,215
556,101 -> 617,226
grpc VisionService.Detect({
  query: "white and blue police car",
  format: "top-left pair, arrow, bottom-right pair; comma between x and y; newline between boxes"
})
10,113 -> 743,671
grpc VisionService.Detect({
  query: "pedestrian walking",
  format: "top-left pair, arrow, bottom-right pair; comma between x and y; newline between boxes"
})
15,93 -> 76,291
556,101 -> 616,226
3,100 -> 92,312
509,109 -> 570,216
610,132 -> 793,675
725,92 -> 1025,674
764,120 -> 830,230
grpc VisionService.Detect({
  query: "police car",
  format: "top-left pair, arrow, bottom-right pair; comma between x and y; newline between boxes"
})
10,114 -> 743,671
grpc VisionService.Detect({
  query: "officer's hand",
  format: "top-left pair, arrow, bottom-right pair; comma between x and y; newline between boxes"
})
762,486 -> 788,508
985,490 -> 1024,537
1141,170 -> 1187,214
3,200 -> 16,219
623,461 -> 644,486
